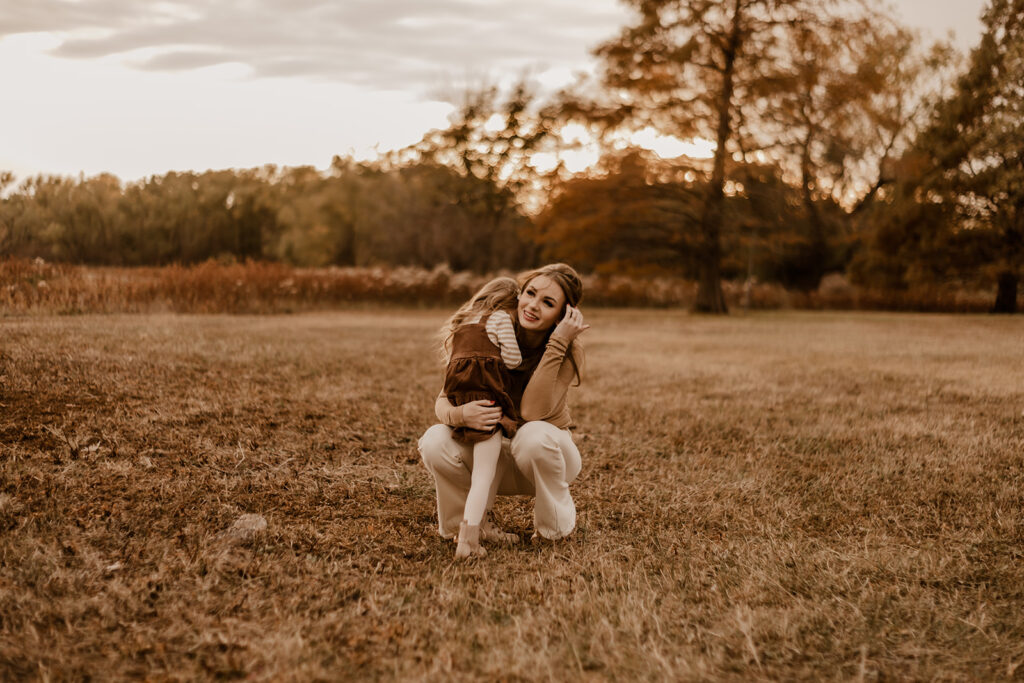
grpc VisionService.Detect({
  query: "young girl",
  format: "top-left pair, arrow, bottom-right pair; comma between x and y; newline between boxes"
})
439,277 -> 521,559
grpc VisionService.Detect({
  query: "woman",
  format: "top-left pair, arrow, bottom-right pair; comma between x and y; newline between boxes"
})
418,263 -> 589,544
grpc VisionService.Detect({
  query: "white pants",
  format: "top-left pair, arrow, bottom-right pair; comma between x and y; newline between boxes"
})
418,421 -> 582,540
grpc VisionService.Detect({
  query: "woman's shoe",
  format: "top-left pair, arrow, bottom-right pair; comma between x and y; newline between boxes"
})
455,521 -> 486,559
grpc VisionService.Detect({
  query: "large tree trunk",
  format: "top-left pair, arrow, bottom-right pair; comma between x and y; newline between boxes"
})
695,172 -> 729,313
992,270 -> 1018,314
695,170 -> 729,312
694,0 -> 742,315
695,236 -> 728,312
335,221 -> 356,266
799,136 -> 830,290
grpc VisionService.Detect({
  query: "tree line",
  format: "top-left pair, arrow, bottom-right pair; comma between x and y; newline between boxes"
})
1,0 -> 1020,312
0,161 -> 534,273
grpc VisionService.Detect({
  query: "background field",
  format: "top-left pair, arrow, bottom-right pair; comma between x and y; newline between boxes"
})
1,310 -> 1022,680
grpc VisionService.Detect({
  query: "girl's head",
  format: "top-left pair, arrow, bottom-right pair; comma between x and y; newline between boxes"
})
516,263 -> 583,335
466,276 -> 520,315
438,277 -> 520,362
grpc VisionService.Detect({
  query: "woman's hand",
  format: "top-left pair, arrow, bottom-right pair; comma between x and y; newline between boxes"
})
552,305 -> 590,342
461,399 -> 503,431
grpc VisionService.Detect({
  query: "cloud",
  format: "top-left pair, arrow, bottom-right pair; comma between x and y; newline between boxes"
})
3,0 -> 628,94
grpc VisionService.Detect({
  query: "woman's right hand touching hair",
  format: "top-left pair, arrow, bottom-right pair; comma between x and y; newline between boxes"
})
462,399 -> 503,431
552,304 -> 590,342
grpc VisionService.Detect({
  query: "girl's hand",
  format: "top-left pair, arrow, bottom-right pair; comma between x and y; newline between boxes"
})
462,400 -> 503,431
552,305 -> 590,342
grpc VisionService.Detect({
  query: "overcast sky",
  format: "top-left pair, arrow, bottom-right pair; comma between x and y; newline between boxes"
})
0,0 -> 987,183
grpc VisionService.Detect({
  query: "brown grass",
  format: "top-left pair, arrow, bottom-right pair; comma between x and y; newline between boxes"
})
2,258 -> 1011,314
1,309 -> 1023,680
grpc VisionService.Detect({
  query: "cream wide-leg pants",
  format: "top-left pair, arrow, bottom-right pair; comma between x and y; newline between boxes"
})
418,421 -> 582,540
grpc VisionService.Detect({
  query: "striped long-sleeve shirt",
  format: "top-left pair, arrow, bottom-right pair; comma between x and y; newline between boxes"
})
469,310 -> 521,369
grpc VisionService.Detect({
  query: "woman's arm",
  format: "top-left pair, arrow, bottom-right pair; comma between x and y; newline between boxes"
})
520,305 -> 588,423
435,393 -> 504,430
519,333 -> 583,422
434,393 -> 465,427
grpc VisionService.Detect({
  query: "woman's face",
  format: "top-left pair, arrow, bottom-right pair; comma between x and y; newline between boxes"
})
518,275 -> 566,333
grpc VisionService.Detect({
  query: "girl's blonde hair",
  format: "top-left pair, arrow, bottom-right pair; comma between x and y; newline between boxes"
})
438,276 -> 520,363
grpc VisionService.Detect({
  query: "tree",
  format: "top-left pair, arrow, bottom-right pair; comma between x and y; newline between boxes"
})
350,161 -> 532,271
855,0 -> 1024,312
942,0 -> 1024,313
576,0 -> 941,309
591,0 -> 829,311
0,172 -> 35,259
535,150 -> 705,275
9,174 -> 123,264
223,167 -> 280,261
763,11 -> 953,287
536,150 -> 848,286
393,83 -> 548,271
729,161 -> 850,288
325,156 -> 378,267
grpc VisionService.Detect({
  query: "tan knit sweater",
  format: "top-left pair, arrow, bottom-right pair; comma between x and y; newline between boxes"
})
435,332 -> 583,430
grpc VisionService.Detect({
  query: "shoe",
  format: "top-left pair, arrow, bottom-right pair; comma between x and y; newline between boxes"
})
481,518 -> 520,545
455,521 -> 486,559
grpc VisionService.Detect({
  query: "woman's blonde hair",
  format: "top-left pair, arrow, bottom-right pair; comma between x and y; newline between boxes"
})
438,276 -> 520,363
516,263 -> 585,384
516,263 -> 583,310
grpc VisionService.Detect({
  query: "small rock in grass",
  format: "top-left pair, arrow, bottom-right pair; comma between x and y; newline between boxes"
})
222,513 -> 267,545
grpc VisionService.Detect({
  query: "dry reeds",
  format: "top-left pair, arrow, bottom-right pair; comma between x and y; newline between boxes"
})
0,258 -> 1012,315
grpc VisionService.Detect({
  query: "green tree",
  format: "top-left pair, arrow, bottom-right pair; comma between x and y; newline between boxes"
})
0,172 -> 31,258
224,167 -> 280,261
325,156 -> 378,267
13,174 -> 123,263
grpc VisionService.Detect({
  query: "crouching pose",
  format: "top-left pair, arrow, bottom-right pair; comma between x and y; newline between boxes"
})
419,264 -> 589,557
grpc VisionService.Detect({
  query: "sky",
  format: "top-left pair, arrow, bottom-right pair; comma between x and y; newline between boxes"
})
0,0 -> 988,184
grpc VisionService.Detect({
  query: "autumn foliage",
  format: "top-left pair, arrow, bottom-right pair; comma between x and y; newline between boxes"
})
0,1 -> 1020,312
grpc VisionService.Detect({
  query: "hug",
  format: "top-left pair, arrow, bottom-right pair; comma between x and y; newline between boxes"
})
418,263 -> 590,558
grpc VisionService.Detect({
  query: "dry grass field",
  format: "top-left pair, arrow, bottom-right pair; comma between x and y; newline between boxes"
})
1,309 -> 1022,680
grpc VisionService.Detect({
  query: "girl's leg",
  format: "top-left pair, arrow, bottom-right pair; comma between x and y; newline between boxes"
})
456,432 -> 502,559
463,432 -> 502,526
480,453 -> 521,545
419,425 -> 520,545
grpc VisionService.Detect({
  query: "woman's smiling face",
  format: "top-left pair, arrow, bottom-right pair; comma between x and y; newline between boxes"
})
517,275 -> 565,334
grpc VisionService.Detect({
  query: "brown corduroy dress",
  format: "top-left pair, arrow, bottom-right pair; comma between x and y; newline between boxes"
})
443,312 -> 520,444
